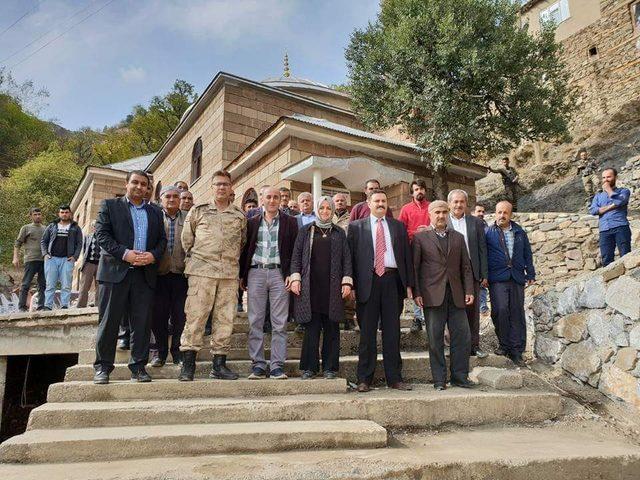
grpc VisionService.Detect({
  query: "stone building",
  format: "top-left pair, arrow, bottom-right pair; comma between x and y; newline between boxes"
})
520,0 -> 640,127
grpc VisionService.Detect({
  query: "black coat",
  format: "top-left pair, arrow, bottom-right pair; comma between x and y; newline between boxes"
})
290,224 -> 353,324
446,215 -> 488,282
95,197 -> 167,288
347,216 -> 414,304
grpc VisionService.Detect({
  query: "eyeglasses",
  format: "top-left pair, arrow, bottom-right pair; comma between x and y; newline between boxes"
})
213,182 -> 231,187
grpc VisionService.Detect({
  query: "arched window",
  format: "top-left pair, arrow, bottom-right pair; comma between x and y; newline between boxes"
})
191,137 -> 203,183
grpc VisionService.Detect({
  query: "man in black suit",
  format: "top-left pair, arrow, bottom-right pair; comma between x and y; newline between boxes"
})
347,189 -> 414,392
93,170 -> 167,384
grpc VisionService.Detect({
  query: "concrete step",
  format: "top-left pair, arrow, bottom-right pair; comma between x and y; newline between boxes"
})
0,419 -> 386,464
28,386 -> 562,431
65,352 -> 512,383
3,424 -> 639,479
76,328 -> 428,364
47,378 -> 348,403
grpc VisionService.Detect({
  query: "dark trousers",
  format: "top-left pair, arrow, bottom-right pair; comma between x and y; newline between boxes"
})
489,280 -> 526,356
94,268 -> 154,373
152,273 -> 188,361
465,280 -> 481,351
425,286 -> 471,384
600,225 -> 631,267
356,270 -> 403,386
118,313 -> 130,343
19,261 -> 45,310
300,312 -> 340,373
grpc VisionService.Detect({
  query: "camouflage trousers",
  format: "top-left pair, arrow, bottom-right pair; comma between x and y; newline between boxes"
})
180,275 -> 238,354
582,174 -> 600,199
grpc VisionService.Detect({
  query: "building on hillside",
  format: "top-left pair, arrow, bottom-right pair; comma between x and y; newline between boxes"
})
69,63 -> 487,241
520,0 -> 640,127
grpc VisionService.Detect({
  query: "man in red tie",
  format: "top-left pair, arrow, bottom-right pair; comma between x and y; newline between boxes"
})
347,190 -> 414,392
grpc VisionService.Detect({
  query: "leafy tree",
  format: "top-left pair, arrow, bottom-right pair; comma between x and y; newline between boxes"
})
0,67 -> 50,115
345,0 -> 576,175
0,147 -> 83,263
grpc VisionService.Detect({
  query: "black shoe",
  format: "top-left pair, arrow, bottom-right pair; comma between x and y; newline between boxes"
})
131,368 -> 152,382
301,370 -> 315,380
248,366 -> 267,380
210,354 -> 239,380
494,347 -> 506,356
451,378 -> 476,389
433,382 -> 446,391
150,357 -> 165,368
93,370 -> 109,385
36,306 -> 45,311
323,370 -> 337,379
471,349 -> 489,359
172,353 -> 182,366
43,306 -> 52,311
237,303 -> 243,313
18,306 -> 28,312
510,354 -> 526,368
410,318 -> 423,333
263,321 -> 272,334
343,320 -> 353,331
178,351 -> 196,381
294,324 -> 305,334
117,339 -> 130,351
61,306 -> 68,309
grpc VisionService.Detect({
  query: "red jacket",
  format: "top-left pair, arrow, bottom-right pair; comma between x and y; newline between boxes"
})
398,199 -> 430,242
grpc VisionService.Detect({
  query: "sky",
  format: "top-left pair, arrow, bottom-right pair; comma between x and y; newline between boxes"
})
0,0 -> 380,131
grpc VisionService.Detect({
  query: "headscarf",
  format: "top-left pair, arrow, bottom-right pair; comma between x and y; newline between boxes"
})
314,195 -> 335,229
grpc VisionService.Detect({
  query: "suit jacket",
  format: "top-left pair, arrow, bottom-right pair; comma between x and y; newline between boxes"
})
95,197 -> 167,288
79,233 -> 99,270
347,216 -> 413,304
240,212 -> 299,282
413,227 -> 473,309
447,215 -> 488,282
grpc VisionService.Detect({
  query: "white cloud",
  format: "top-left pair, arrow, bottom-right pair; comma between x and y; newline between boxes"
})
119,66 -> 147,83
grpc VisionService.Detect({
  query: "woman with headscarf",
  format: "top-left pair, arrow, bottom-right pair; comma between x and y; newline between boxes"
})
290,196 -> 353,379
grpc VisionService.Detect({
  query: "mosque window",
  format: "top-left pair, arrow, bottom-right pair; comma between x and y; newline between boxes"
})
191,137 -> 202,183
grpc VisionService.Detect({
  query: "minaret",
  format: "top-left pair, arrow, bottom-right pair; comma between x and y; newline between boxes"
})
283,52 -> 291,78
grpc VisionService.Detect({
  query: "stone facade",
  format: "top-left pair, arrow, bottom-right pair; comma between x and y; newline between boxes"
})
529,251 -> 640,409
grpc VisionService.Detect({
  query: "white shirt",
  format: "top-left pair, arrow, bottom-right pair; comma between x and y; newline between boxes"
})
449,213 -> 470,254
369,215 -> 397,268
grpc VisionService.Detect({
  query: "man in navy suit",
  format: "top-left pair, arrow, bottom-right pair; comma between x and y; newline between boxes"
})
93,170 -> 167,384
347,189 -> 414,392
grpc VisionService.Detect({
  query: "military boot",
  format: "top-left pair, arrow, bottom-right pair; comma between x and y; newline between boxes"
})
178,350 -> 196,381
210,354 -> 239,380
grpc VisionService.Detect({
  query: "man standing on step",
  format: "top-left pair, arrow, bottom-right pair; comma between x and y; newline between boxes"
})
14,208 -> 46,311
150,186 -> 188,368
77,221 -> 101,308
447,190 -> 488,359
485,201 -> 535,367
348,189 -> 413,392
398,179 -> 430,333
93,170 -> 166,384
349,179 -> 394,221
414,200 -> 475,390
178,170 -> 247,381
241,186 -> 298,380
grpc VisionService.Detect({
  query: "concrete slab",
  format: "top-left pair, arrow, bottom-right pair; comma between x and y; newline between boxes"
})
0,419 -> 386,464
47,378 -> 349,403
28,386 -> 561,430
1,424 -> 639,479
470,366 -> 524,389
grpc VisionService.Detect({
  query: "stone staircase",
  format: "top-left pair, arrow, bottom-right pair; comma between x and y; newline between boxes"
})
1,311 -> 640,479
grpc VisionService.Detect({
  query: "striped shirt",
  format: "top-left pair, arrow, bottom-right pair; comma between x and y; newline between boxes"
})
127,198 -> 148,251
251,212 -> 280,266
164,211 -> 178,253
502,224 -> 514,259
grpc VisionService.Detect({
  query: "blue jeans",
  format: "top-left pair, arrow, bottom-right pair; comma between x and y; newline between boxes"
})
44,256 -> 75,308
413,301 -> 424,321
599,225 -> 631,267
479,287 -> 488,313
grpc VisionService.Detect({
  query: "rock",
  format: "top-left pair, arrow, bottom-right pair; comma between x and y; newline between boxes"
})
602,262 -> 625,282
598,363 -> 640,408
587,310 -> 615,347
552,312 -> 588,342
540,241 -> 561,254
584,258 -> 598,270
630,325 -> 640,349
609,315 -> 629,347
557,284 -> 581,315
565,250 -> 582,261
560,340 -> 602,385
534,333 -> 566,363
623,255 -> 640,270
539,223 -> 557,232
529,293 -> 558,331
469,367 -> 523,390
578,276 -> 606,309
614,347 -> 639,371
530,230 -> 546,243
605,276 -> 640,320
575,227 -> 592,237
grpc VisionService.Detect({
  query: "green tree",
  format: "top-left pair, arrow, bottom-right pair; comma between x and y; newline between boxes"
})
0,147 -> 83,263
345,0 -> 575,174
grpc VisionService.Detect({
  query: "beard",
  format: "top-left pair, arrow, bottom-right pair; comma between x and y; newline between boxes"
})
415,193 -> 424,201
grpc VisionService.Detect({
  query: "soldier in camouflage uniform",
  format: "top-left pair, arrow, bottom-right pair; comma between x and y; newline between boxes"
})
489,157 -> 520,211
178,170 -> 247,381
576,148 -> 600,206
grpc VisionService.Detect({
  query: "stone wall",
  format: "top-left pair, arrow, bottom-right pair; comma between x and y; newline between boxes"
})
529,252 -> 640,409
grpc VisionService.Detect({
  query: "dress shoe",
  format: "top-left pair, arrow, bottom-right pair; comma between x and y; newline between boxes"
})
172,354 -> 183,366
494,347 -> 506,356
410,318 -> 423,333
210,354 -> 239,380
248,366 -> 267,380
343,320 -> 353,331
131,368 -> 152,383
301,370 -> 315,380
451,378 -> 476,389
263,321 -> 272,334
389,382 -> 413,391
433,382 -> 446,391
323,370 -> 337,379
178,350 -> 196,381
150,357 -> 165,368
117,339 -> 130,351
357,382 -> 371,393
36,306 -> 46,311
471,349 -> 488,359
93,370 -> 109,385
510,354 -> 526,368
18,306 -> 28,312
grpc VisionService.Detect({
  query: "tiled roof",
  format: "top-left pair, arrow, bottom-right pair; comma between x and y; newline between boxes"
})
105,152 -> 156,172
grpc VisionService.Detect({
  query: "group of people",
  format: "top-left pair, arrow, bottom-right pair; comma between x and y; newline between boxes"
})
12,159 -> 630,391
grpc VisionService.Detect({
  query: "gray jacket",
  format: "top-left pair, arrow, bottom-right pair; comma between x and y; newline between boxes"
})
41,220 -> 83,260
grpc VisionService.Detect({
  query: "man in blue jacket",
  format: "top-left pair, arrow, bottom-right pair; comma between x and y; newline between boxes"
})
485,201 -> 535,367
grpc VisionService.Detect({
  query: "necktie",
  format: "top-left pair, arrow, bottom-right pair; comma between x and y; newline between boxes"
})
375,218 -> 386,277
